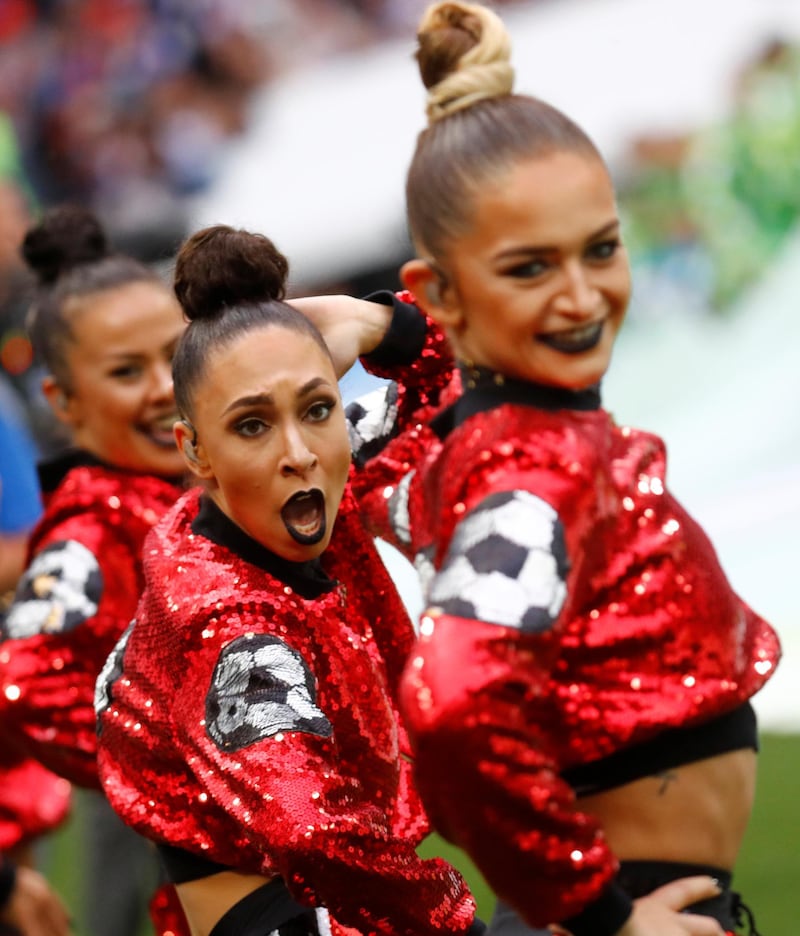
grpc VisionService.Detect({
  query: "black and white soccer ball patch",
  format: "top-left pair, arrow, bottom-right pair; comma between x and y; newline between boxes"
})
3,540 -> 103,639
346,383 -> 399,467
427,490 -> 570,633
206,634 -> 332,752
94,620 -> 135,728
386,469 -> 414,546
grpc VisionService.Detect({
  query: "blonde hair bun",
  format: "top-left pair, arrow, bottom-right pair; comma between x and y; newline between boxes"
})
416,1 -> 514,123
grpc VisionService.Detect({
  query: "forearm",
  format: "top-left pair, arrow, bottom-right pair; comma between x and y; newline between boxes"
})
290,295 -> 394,377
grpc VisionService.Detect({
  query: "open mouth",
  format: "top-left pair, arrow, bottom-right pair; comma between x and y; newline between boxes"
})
281,489 -> 327,545
136,414 -> 180,449
538,321 -> 603,354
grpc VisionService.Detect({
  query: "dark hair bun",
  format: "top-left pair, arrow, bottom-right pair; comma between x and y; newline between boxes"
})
174,224 -> 289,322
21,204 -> 110,285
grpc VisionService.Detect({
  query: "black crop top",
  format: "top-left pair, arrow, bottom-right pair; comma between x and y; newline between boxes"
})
561,701 -> 758,797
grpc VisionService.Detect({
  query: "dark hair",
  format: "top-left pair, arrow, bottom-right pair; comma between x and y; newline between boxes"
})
22,204 -> 164,391
407,1 -> 602,261
171,225 -> 331,420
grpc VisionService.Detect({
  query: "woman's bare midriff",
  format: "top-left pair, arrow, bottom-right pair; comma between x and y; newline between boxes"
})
176,871 -> 274,936
577,748 -> 757,870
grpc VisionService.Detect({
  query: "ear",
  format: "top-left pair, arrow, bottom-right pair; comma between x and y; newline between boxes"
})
41,376 -> 78,428
400,259 -> 463,330
174,419 -> 214,481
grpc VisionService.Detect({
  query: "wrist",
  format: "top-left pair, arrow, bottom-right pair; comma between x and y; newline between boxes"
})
361,290 -> 427,366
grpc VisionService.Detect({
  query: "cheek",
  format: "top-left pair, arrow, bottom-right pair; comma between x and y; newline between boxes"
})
324,438 -> 352,498
97,388 -> 139,422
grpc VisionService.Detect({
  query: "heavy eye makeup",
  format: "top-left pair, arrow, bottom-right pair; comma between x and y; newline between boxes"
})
586,237 -> 622,262
503,256 -> 550,279
232,416 -> 269,438
230,394 -> 338,439
304,396 -> 338,423
108,360 -> 145,381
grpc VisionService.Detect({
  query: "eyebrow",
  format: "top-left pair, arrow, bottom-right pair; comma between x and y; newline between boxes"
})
102,336 -> 181,362
222,377 -> 333,417
495,220 -> 621,261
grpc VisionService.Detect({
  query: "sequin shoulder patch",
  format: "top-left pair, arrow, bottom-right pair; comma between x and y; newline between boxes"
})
428,490 -> 570,632
3,539 -> 103,639
206,634 -> 332,752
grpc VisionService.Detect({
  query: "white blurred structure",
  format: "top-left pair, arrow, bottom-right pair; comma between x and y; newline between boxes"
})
191,0 -> 800,285
192,0 -> 800,729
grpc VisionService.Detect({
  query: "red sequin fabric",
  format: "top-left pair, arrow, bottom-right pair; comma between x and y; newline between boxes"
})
96,487 -> 475,936
0,744 -> 71,849
357,395 -> 780,928
96,313 -> 475,936
0,463 -> 181,788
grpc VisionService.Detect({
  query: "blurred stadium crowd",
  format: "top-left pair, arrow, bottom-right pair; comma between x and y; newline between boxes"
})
0,0 -> 536,457
0,0 -> 532,258
2,0 -> 800,457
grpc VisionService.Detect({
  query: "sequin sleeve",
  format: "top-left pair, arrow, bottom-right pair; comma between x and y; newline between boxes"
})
0,524 -> 135,787
346,292 -> 457,551
0,470 -> 177,788
347,291 -> 456,472
160,618 -> 474,935
399,488 -> 619,929
0,747 -> 71,850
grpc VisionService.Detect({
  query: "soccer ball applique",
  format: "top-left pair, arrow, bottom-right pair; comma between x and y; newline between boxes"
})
427,490 -> 569,633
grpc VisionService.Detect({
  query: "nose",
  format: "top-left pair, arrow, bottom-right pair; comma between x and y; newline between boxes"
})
552,261 -> 600,318
279,422 -> 318,477
149,361 -> 174,404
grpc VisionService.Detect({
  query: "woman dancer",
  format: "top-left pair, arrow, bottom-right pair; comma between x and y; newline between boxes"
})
352,4 -> 780,935
95,225 -> 479,936
0,204 -> 188,936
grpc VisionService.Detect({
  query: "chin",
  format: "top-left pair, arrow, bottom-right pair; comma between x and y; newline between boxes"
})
151,455 -> 187,479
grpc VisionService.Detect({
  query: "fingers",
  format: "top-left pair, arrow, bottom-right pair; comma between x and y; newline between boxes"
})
679,914 -> 728,935
646,874 -> 723,912
5,867 -> 72,936
39,892 -> 72,936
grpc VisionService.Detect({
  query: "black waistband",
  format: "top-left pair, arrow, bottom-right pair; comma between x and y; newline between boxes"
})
616,860 -> 751,932
562,701 -> 757,796
209,879 -> 320,936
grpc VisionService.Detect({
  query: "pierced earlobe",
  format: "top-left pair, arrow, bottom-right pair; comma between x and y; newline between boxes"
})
179,419 -> 200,465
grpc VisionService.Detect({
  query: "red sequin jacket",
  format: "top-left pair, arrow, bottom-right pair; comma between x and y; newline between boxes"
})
352,365 -> 781,930
95,301 -> 476,936
0,455 -> 181,788
0,746 -> 71,850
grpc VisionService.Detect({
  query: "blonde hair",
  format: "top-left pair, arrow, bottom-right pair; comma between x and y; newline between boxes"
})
418,2 -> 514,123
407,1 -> 602,260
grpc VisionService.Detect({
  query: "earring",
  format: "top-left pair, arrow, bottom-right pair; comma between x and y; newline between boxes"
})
181,419 -> 199,463
425,281 -> 441,305
182,439 -> 198,463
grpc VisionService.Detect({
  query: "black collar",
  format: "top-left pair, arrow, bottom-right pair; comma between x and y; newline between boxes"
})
431,366 -> 602,440
191,494 -> 337,600
37,448 -> 185,493
38,448 -> 107,493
